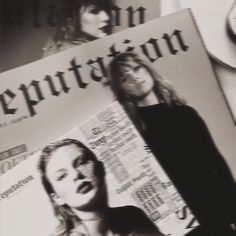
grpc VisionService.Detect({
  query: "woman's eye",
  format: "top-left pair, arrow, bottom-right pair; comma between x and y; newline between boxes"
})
75,158 -> 89,167
120,76 -> 128,83
80,159 -> 90,166
89,8 -> 100,14
56,173 -> 67,181
134,66 -> 141,71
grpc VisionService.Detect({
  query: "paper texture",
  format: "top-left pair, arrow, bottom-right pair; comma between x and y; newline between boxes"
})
1,9 -> 236,177
0,101 -> 198,236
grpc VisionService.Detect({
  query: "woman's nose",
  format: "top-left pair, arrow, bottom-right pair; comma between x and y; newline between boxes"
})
73,169 -> 85,181
127,72 -> 139,81
99,10 -> 110,22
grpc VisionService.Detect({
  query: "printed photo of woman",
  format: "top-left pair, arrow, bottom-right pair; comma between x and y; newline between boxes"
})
107,52 -> 236,236
38,138 -> 164,236
42,0 -> 113,57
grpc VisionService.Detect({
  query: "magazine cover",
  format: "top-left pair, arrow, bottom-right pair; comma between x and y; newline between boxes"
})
1,8 -> 236,235
0,0 -> 160,72
1,9 -> 236,177
0,101 -> 197,236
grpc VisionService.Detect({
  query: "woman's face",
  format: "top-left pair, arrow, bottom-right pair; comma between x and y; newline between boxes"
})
80,5 -> 110,39
119,63 -> 154,98
46,144 -> 104,210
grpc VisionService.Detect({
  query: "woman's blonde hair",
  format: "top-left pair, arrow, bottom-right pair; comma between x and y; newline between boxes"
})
55,0 -> 113,42
107,52 -> 185,131
38,139 -> 105,236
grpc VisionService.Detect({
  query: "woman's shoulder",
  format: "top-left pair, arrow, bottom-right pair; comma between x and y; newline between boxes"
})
172,104 -> 196,112
42,38 -> 89,58
42,39 -> 62,58
171,104 -> 199,118
108,206 -> 164,235
109,205 -> 150,218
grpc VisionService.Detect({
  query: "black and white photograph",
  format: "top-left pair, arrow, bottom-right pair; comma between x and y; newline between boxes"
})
38,138 -> 164,236
0,102 -> 196,236
1,3 -> 236,236
41,0 -> 113,58
0,0 -> 160,72
107,52 -> 236,235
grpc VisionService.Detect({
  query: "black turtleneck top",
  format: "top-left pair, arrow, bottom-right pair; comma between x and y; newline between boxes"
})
137,103 -> 236,235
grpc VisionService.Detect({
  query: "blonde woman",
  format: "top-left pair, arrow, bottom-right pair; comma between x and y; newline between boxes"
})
39,139 -> 164,236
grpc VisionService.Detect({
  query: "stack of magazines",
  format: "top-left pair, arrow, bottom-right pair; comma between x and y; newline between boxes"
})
1,1 -> 236,235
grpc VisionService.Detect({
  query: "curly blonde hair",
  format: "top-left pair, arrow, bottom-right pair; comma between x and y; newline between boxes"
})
107,52 -> 185,131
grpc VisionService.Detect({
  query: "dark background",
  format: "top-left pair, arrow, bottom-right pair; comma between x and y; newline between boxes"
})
0,0 -> 160,73
0,0 -> 59,72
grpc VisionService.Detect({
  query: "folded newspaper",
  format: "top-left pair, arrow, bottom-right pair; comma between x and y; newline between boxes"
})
0,101 -> 197,236
1,8 -> 236,236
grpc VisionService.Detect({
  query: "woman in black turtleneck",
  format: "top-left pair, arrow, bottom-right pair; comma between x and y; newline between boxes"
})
107,52 -> 236,236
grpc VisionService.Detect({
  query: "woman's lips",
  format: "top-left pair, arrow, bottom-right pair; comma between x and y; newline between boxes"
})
77,181 -> 93,194
134,81 -> 145,88
99,24 -> 110,34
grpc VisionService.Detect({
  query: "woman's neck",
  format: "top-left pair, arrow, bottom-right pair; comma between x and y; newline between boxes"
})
73,206 -> 107,221
136,91 -> 160,107
82,218 -> 113,236
73,208 -> 112,236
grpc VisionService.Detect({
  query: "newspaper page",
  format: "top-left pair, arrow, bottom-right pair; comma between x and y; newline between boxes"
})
0,0 -> 160,72
1,9 -> 236,179
0,101 -> 198,236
